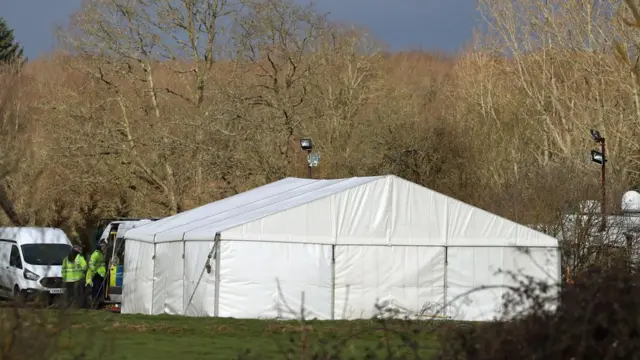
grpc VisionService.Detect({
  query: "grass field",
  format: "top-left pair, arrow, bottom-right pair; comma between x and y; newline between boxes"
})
21,310 -> 448,359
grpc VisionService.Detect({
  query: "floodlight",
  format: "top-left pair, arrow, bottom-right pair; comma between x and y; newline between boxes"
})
307,152 -> 321,167
300,138 -> 313,151
587,128 -> 608,228
591,150 -> 606,164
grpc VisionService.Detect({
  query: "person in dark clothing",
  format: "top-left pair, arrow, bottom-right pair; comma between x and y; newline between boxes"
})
61,245 -> 87,308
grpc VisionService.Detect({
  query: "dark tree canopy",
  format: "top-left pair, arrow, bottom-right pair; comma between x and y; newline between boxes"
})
0,17 -> 24,65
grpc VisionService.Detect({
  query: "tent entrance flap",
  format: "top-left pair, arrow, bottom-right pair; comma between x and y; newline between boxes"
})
183,233 -> 220,316
153,241 -> 184,314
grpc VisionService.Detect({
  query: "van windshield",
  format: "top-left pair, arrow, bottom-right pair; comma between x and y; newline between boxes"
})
21,244 -> 71,266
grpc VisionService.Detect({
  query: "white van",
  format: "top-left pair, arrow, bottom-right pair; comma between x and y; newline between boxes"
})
0,227 -> 72,301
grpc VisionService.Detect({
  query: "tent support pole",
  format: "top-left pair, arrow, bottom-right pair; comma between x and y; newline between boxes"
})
331,245 -> 336,320
214,233 -> 221,317
557,247 -> 563,287
151,241 -> 157,315
443,246 -> 448,318
182,235 -> 219,316
182,237 -> 186,315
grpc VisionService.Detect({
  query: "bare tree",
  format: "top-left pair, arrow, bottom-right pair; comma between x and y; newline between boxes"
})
0,63 -> 31,225
59,0 -> 238,214
475,0 -> 627,169
304,26 -> 385,176
224,0 -> 328,182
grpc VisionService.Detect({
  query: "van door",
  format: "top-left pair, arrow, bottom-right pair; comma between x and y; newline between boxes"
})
8,244 -> 23,293
104,224 -> 119,301
0,242 -> 10,296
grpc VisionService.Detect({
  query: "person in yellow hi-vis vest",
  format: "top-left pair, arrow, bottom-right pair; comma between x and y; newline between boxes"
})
86,239 -> 107,308
61,244 -> 87,308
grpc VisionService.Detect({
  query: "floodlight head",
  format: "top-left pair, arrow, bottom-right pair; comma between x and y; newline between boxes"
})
590,128 -> 602,142
300,138 -> 313,151
591,150 -> 606,164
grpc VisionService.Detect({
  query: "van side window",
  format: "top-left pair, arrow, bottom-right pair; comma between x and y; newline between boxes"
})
10,245 -> 22,269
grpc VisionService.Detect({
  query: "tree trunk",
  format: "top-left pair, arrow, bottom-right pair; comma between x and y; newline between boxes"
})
0,182 -> 23,225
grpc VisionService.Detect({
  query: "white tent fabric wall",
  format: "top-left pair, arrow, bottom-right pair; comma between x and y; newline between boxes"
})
218,241 -> 334,319
445,246 -> 559,320
122,175 -> 560,321
121,240 -> 154,314
333,245 -> 446,319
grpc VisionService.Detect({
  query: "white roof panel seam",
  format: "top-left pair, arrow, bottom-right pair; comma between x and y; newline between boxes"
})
129,176 -> 383,243
132,178 -> 322,238
125,177 -> 309,237
190,177 -> 383,240
169,179 -> 322,228
173,177 -> 376,238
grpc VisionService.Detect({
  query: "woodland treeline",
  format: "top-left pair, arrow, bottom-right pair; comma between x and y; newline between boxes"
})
0,0 -> 640,251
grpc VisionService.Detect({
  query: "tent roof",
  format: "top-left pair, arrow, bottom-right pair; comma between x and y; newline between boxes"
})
126,176 -> 379,243
126,175 -> 558,247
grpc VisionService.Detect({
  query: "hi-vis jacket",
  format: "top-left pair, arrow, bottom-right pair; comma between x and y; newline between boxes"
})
62,255 -> 88,283
86,250 -> 106,284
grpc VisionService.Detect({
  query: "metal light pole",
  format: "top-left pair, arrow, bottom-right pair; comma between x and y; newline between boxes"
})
307,149 -> 312,178
300,138 -> 320,179
589,129 -> 606,230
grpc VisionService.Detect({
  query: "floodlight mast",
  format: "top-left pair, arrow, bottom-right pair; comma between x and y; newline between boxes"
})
300,138 -> 313,179
590,128 -> 606,231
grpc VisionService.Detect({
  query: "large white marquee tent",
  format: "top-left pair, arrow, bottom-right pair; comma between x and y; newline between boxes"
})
122,175 -> 560,321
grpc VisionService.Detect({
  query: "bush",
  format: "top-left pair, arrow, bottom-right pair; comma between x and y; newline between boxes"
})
0,298 -> 109,360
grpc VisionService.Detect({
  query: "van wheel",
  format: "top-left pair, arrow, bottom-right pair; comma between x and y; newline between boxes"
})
12,286 -> 24,305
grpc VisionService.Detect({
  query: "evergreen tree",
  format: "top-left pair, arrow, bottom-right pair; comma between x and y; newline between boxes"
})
0,17 -> 24,65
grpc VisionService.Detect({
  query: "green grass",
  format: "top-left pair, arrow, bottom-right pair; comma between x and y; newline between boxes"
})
35,310 -> 446,359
